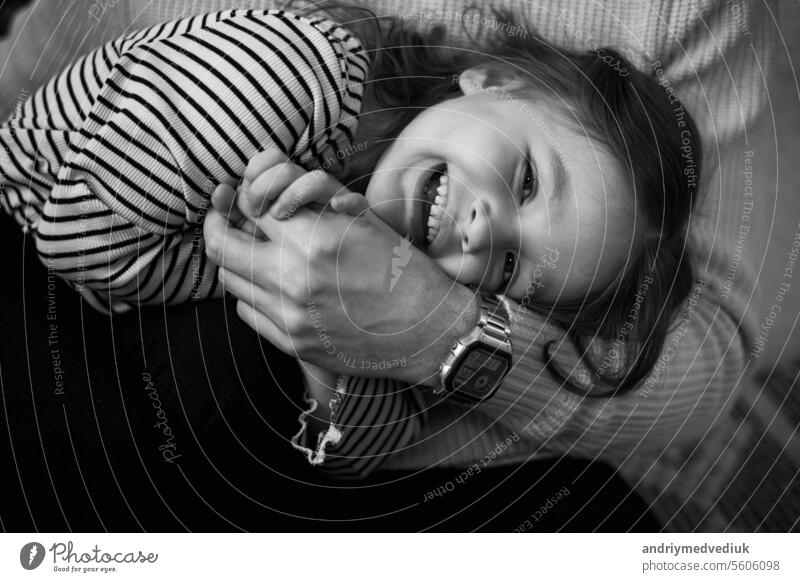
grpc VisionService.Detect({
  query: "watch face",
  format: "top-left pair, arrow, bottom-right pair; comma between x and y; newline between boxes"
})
448,346 -> 511,401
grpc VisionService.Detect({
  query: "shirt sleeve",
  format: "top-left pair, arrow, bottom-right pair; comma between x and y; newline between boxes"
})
292,374 -> 425,480
29,9 -> 367,311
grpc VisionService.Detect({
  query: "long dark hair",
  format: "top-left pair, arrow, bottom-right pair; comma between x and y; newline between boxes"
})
290,1 -> 702,397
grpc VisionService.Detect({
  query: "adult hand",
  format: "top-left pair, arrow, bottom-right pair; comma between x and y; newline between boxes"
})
203,204 -> 478,385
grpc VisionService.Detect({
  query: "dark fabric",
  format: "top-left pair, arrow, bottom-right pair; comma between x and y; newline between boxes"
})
0,0 -> 29,35
0,212 -> 659,531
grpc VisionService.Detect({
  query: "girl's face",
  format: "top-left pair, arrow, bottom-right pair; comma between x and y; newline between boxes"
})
365,67 -> 637,303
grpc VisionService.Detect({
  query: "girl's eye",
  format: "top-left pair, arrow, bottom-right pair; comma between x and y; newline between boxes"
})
522,164 -> 539,202
500,251 -> 516,292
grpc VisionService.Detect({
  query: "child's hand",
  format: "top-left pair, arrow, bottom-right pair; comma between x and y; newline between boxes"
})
231,149 -> 368,221
267,167 -> 368,220
210,181 -> 266,240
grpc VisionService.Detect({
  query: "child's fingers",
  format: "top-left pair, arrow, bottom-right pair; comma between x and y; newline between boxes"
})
331,191 -> 369,216
268,169 -> 332,219
269,170 -> 348,219
242,162 -> 306,218
236,149 -> 292,218
237,215 -> 268,239
211,183 -> 265,238
212,183 -> 246,224
212,183 -> 236,213
242,148 -> 290,184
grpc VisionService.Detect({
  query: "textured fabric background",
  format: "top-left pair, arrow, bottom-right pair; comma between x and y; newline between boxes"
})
0,0 -> 772,140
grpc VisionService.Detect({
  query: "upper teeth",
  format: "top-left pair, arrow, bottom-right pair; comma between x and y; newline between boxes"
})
427,173 -> 448,245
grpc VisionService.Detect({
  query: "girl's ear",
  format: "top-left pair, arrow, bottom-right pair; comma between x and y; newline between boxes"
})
457,66 -> 491,95
458,65 -> 527,95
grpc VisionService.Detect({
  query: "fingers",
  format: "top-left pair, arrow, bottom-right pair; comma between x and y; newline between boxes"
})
210,187 -> 266,238
221,266 -> 311,361
268,169 -> 349,219
237,149 -> 366,223
211,183 -> 237,216
243,148 -> 290,184
241,161 -> 306,218
217,265 -> 277,308
331,191 -> 369,216
236,148 -> 293,218
211,183 -> 246,228
203,208 -> 274,274
235,300 -> 296,357
214,149 -> 290,220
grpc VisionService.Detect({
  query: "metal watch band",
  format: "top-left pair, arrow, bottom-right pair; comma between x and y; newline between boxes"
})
479,294 -> 513,349
434,293 -> 513,401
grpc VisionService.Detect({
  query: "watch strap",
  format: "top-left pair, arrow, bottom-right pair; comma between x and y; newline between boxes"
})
436,292 -> 513,403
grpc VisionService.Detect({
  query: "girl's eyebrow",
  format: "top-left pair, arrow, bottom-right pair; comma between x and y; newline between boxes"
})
551,149 -> 570,201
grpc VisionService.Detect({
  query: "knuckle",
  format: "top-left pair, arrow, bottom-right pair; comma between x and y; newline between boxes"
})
296,168 -> 330,195
256,164 -> 302,203
288,168 -> 316,193
281,181 -> 307,207
305,274 -> 322,296
307,230 -> 334,257
278,161 -> 305,183
287,317 -> 306,338
284,309 -> 308,337
282,274 -> 308,302
243,189 -> 267,216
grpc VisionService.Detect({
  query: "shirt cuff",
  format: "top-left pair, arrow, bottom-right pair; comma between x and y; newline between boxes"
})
290,373 -> 348,466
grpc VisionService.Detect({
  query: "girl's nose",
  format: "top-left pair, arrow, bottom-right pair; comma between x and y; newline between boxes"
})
461,198 -> 495,253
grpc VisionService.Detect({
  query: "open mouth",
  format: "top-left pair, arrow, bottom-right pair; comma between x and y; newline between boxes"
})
419,163 -> 448,250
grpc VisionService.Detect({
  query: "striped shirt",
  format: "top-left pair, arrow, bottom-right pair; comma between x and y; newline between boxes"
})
0,9 -> 366,311
0,9 -> 418,478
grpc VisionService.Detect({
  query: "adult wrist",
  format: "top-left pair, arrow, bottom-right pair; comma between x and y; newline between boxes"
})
401,283 -> 480,387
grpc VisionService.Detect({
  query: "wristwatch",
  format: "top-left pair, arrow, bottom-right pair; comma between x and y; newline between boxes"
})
433,293 -> 513,404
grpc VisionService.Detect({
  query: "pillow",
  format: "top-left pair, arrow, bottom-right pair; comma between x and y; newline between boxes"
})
0,0 -> 770,142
